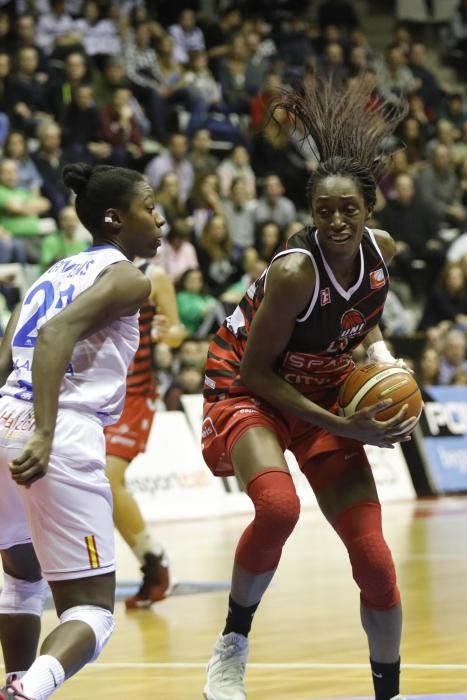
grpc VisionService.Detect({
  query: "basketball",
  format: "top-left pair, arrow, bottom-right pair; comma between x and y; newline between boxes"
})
338,362 -> 423,422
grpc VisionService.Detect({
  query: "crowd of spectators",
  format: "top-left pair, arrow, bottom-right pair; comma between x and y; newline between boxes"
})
0,0 -> 465,404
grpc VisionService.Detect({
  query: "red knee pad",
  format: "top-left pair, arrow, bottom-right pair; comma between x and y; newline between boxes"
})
332,502 -> 400,610
235,470 -> 300,574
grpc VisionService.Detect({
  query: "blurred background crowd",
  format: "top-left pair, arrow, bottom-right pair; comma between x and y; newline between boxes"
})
0,0 -> 465,407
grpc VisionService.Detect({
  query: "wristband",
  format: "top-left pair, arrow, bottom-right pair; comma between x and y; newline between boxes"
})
366,340 -> 396,364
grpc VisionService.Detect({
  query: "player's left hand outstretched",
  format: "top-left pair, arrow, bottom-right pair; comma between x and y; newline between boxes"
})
9,430 -> 52,487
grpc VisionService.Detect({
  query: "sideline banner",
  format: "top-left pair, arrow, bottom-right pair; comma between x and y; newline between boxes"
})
126,395 -> 415,522
416,386 -> 467,493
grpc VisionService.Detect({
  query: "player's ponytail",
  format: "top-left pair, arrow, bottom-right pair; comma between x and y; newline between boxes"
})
62,163 -> 145,235
272,74 -> 406,210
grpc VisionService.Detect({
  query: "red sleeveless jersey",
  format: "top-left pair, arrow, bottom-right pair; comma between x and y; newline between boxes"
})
203,227 -> 389,402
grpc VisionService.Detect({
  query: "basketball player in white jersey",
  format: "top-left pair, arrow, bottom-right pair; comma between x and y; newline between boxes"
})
0,162 -> 165,700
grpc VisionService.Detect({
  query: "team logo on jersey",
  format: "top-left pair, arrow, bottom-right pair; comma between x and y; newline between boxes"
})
320,287 -> 331,306
340,308 -> 366,338
369,268 -> 385,289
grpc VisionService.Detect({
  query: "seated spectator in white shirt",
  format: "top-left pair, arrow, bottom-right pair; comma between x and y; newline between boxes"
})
169,9 -> 206,64
75,1 -> 121,57
36,0 -> 78,54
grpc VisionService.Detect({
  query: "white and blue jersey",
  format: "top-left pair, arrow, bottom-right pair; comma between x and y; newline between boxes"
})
1,245 -> 140,426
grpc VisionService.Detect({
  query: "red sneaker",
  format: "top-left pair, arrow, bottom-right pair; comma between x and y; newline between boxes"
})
125,551 -> 171,609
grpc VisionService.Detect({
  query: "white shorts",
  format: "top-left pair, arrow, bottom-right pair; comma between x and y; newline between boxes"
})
0,397 -> 115,581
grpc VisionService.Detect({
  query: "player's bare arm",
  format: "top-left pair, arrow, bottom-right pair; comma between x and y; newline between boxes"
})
148,264 -> 186,348
10,262 -> 150,487
240,253 -> 347,431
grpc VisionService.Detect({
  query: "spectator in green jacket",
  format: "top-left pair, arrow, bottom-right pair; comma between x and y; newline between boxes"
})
176,267 -> 225,338
39,205 -> 87,272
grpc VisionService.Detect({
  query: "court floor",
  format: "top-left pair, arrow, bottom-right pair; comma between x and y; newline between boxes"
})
2,497 -> 467,699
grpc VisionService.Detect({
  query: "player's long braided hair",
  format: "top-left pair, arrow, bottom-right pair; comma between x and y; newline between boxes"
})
272,75 -> 406,210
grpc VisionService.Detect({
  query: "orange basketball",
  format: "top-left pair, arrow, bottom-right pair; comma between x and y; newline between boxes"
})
338,362 -> 423,422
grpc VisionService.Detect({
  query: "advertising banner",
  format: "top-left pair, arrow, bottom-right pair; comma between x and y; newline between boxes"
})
416,386 -> 467,494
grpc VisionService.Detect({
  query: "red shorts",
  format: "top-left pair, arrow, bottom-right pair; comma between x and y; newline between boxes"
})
202,393 -> 364,477
105,394 -> 156,461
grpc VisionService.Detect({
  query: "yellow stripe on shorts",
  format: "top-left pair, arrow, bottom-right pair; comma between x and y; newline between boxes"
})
85,535 -> 100,569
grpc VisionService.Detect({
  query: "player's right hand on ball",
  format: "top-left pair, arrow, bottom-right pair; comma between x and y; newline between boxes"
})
9,430 -> 52,487
343,399 -> 419,449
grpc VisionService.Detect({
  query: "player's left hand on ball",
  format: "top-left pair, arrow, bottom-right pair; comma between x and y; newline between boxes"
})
9,431 -> 52,487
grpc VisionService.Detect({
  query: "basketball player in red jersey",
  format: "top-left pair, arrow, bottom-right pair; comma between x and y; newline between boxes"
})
105,262 -> 185,608
202,77 -> 417,700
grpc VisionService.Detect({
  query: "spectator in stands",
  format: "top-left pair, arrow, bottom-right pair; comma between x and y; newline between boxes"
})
154,172 -> 193,234
439,92 -> 466,131
377,172 -> 443,295
145,132 -> 194,203
320,42 -> 349,90
276,14 -> 315,78
157,227 -> 199,284
0,52 -> 14,120
48,50 -> 89,124
74,0 -> 121,60
426,119 -> 458,162
397,117 -> 426,167
164,363 -> 204,410
415,346 -> 441,387
122,19 -> 169,142
62,84 -> 112,165
3,130 -> 43,193
188,172 -> 224,238
408,42 -> 443,120
14,13 -> 48,73
438,328 -> 467,385
416,144 -> 465,227
218,33 -> 267,114
347,45 -> 372,78
375,43 -> 419,105
39,204 -> 87,272
36,0 -> 77,55
221,247 -> 267,308
187,128 -> 218,179
255,174 -> 297,231
33,120 -> 69,217
218,145 -> 256,199
196,213 -> 239,296
176,268 -> 225,338
378,149 -> 411,202
250,109 -> 310,209
452,122 -> 467,165
444,0 -> 467,71
223,176 -> 257,261
169,9 -> 206,65
10,46 -> 51,135
183,51 -> 224,135
202,6 -> 242,79
0,158 -> 55,261
418,262 -> 467,331
254,220 -> 283,262
99,87 -> 143,167
250,72 -> 283,132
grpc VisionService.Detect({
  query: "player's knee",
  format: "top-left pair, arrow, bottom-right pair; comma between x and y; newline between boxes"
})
333,502 -> 400,610
59,605 -> 115,662
248,472 -> 301,546
0,573 -> 49,616
348,531 -> 399,609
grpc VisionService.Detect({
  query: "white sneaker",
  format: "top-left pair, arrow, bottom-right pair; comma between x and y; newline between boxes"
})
390,696 -> 407,699
203,632 -> 249,700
